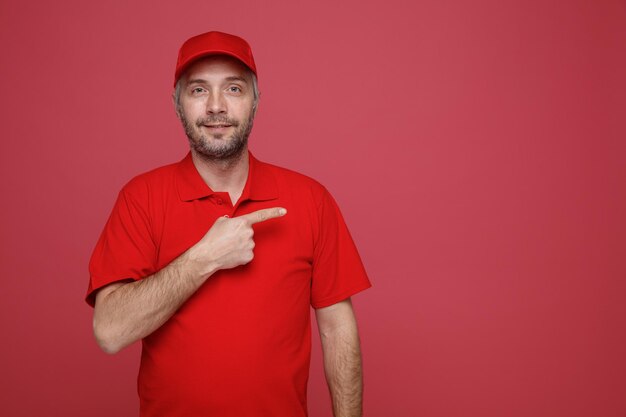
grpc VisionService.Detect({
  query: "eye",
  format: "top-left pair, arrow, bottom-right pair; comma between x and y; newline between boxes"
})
227,86 -> 242,93
191,87 -> 206,94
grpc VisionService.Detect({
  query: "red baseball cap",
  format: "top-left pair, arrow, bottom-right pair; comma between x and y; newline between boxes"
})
174,31 -> 257,87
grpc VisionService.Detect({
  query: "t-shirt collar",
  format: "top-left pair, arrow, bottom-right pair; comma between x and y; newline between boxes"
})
175,150 -> 278,202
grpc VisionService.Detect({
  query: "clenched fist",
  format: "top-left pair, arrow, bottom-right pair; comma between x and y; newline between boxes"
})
186,207 -> 287,279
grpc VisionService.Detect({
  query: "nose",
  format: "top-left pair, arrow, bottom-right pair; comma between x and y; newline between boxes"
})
206,91 -> 226,114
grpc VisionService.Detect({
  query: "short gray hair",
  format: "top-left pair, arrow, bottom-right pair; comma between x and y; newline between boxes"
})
174,70 -> 259,112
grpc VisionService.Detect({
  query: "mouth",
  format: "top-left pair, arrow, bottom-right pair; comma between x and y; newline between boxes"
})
202,124 -> 233,133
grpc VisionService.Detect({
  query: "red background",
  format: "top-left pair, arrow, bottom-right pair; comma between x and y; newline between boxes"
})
1,1 -> 625,416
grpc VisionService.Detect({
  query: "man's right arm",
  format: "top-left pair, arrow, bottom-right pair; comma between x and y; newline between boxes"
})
92,207 -> 286,354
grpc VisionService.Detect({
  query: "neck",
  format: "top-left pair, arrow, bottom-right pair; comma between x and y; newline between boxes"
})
190,147 -> 250,205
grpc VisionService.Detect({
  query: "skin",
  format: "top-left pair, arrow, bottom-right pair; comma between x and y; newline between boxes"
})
92,55 -> 364,417
316,298 -> 364,417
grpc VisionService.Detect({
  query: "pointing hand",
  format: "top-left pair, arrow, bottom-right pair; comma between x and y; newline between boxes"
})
187,207 -> 287,277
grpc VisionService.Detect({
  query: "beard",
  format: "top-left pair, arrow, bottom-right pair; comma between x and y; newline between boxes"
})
180,111 -> 255,162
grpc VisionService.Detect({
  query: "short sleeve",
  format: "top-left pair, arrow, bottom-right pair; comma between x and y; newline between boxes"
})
85,183 -> 157,307
310,188 -> 371,309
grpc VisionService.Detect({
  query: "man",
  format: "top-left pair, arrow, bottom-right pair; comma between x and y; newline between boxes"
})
87,31 -> 371,417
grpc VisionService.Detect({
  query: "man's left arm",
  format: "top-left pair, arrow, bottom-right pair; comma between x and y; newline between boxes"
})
315,297 -> 363,417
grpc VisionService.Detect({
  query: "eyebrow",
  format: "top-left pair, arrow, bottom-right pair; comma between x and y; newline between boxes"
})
225,76 -> 249,83
187,76 -> 249,85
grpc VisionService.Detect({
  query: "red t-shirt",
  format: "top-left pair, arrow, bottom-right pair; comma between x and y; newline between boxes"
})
87,151 -> 371,417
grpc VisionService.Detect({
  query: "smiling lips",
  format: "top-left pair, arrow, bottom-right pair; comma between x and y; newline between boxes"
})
196,118 -> 237,131
204,124 -> 232,129
204,124 -> 232,130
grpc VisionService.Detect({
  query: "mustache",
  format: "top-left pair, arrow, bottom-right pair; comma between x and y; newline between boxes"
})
195,116 -> 240,127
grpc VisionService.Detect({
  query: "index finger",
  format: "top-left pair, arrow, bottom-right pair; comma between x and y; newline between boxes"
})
238,207 -> 287,225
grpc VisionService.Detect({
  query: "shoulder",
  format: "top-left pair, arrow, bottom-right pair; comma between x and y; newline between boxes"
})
119,158 -> 182,198
256,158 -> 331,202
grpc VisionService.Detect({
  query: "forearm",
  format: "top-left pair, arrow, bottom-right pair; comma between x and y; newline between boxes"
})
93,248 -> 217,354
320,318 -> 363,417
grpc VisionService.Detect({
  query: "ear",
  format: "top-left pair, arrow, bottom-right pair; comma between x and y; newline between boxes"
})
172,93 -> 182,120
252,91 -> 261,117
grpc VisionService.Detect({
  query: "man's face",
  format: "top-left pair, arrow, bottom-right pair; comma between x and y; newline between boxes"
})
175,55 -> 257,161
